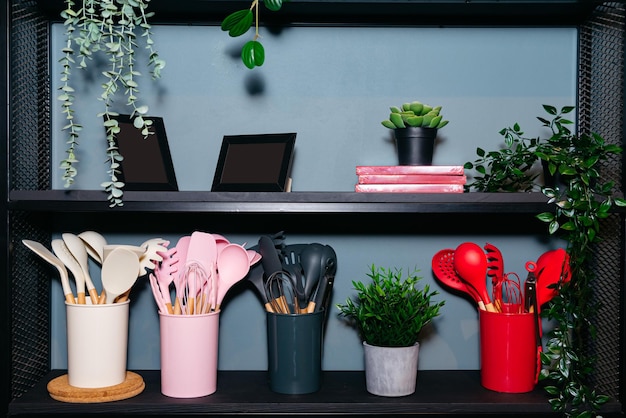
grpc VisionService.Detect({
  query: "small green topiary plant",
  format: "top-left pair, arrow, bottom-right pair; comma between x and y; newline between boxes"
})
337,264 -> 445,347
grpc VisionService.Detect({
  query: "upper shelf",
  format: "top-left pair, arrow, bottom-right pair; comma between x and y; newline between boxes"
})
9,190 -> 551,214
35,0 -> 601,25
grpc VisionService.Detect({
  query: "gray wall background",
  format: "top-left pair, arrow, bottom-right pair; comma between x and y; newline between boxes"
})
47,24 -> 576,370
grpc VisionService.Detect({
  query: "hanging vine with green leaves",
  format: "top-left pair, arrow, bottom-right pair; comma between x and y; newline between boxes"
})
221,0 -> 288,69
466,105 -> 626,417
60,0 -> 165,207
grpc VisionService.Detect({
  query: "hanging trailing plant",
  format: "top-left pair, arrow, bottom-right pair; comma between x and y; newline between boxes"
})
535,105 -> 625,417
59,0 -> 166,207
466,104 -> 626,417
220,0 -> 288,69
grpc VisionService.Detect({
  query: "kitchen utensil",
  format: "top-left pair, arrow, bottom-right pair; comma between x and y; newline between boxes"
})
284,264 -> 307,313
310,271 -> 335,314
265,270 -> 296,314
247,249 -> 262,266
499,272 -> 522,313
212,233 -> 230,253
173,235 -> 191,315
138,238 -> 169,276
51,238 -> 87,305
100,247 -> 141,304
246,265 -> 274,312
535,248 -> 571,309
522,265 -> 543,383
62,232 -> 99,304
153,246 -> 179,314
149,273 -> 169,314
258,235 -> 284,279
453,242 -> 496,312
299,244 -> 324,308
23,239 -> 76,304
185,231 -> 217,314
214,243 -> 250,311
77,230 -> 107,264
103,244 -> 145,260
484,242 -> 505,312
431,248 -> 485,310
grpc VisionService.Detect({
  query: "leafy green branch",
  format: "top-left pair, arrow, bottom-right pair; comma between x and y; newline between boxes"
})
221,0 -> 288,69
534,105 -> 625,417
59,0 -> 165,207
464,105 -> 626,416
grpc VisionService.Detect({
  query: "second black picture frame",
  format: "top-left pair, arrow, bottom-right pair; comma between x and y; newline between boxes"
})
211,133 -> 296,192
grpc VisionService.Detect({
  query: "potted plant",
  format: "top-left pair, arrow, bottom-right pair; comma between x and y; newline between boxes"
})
59,0 -> 166,207
465,105 -> 626,416
381,101 -> 449,166
337,264 -> 445,397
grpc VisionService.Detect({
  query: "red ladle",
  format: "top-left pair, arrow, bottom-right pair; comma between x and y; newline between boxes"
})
535,248 -> 571,310
432,249 -> 486,311
454,242 -> 497,312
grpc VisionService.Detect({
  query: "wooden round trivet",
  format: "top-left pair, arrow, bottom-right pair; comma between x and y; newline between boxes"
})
47,371 -> 145,403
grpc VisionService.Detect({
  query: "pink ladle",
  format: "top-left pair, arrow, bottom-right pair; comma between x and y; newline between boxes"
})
215,244 -> 250,311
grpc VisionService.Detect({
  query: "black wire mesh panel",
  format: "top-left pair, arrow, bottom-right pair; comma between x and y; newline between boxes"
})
9,211 -> 50,400
9,0 -> 51,399
578,1 -> 625,401
10,0 -> 50,191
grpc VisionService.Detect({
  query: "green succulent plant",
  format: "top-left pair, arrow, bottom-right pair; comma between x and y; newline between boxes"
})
381,101 -> 449,130
336,265 -> 445,348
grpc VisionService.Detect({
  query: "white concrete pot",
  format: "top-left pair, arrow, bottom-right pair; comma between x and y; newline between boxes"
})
363,341 -> 420,397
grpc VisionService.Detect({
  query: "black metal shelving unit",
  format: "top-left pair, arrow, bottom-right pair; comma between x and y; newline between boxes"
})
3,1 -> 624,416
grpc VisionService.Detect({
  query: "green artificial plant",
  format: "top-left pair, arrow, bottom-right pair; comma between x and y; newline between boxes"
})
466,105 -> 626,417
336,265 -> 445,347
381,101 -> 449,130
221,0 -> 288,69
59,0 -> 165,207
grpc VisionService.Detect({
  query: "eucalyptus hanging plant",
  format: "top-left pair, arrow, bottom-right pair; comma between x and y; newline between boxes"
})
59,0 -> 165,207
221,0 -> 288,69
466,105 -> 626,417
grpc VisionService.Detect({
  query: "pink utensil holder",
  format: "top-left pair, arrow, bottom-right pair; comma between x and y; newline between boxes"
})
479,310 -> 539,393
66,300 -> 130,388
159,311 -> 220,398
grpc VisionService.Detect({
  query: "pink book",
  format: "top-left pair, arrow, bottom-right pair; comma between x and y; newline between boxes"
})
355,183 -> 465,193
358,174 -> 467,184
356,165 -> 465,175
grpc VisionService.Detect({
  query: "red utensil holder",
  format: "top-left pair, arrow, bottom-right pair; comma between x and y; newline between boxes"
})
479,310 -> 539,393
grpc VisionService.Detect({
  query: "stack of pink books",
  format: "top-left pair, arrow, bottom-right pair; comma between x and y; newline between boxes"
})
355,165 -> 466,193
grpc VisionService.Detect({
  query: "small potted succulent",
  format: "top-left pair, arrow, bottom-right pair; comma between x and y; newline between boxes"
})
381,101 -> 449,166
337,264 -> 444,397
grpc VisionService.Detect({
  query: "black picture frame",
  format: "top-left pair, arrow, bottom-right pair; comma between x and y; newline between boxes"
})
211,133 -> 296,192
109,114 -> 178,191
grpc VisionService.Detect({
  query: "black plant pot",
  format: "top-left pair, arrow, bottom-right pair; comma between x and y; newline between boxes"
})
394,127 -> 437,166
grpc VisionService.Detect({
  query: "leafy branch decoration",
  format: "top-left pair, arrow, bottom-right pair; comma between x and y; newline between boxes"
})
221,0 -> 288,69
59,0 -> 165,207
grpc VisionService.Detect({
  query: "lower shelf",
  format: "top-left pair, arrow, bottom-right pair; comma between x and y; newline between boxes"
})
8,370 -> 622,416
